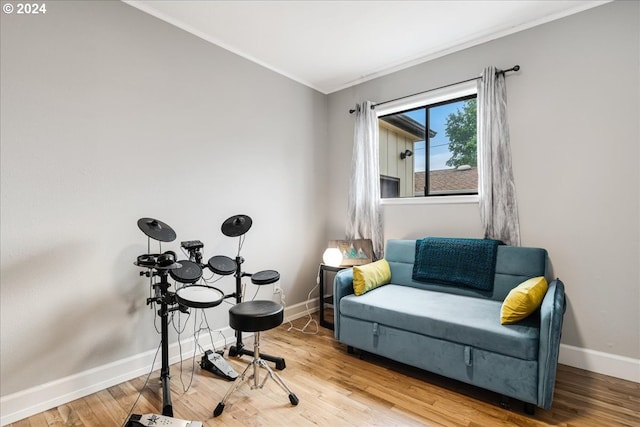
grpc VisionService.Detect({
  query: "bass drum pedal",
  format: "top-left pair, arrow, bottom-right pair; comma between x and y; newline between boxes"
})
126,413 -> 202,427
200,350 -> 238,381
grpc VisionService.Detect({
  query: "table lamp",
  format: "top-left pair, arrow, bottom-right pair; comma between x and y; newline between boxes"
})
322,247 -> 342,267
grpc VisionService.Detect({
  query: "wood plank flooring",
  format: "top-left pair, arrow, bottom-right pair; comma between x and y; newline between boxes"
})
7,313 -> 639,426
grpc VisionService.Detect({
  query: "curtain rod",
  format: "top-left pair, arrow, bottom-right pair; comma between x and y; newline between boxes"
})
349,65 -> 520,114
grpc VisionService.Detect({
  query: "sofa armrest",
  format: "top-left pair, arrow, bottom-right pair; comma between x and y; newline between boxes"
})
333,268 -> 354,339
537,278 -> 566,409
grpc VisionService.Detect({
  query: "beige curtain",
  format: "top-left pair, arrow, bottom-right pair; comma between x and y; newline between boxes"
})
346,101 -> 384,259
477,66 -> 521,246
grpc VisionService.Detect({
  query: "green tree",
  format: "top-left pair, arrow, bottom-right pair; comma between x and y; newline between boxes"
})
444,99 -> 477,167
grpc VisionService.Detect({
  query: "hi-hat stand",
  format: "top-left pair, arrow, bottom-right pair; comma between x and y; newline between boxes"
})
144,266 -> 188,417
136,218 -> 184,417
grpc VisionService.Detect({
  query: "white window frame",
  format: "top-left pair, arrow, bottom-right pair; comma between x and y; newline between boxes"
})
377,80 -> 479,206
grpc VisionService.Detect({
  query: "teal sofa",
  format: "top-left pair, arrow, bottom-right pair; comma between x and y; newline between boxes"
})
333,239 -> 566,413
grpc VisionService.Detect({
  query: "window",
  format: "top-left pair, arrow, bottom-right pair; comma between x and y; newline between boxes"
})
377,81 -> 478,199
380,175 -> 400,198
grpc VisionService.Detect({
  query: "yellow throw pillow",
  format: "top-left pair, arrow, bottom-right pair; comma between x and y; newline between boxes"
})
500,276 -> 548,324
353,259 -> 391,296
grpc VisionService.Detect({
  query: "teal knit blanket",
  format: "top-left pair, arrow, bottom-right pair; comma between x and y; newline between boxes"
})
412,237 -> 502,291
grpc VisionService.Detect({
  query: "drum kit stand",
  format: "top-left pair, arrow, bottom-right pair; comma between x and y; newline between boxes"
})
133,215 -> 283,419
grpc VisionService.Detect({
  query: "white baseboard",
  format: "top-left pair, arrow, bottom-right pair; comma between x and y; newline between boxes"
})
281,293 -> 320,324
0,300 -> 316,426
559,343 -> 640,383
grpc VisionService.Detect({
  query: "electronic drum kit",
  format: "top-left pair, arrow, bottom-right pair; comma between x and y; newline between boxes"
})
134,214 -> 282,417
136,215 -> 280,308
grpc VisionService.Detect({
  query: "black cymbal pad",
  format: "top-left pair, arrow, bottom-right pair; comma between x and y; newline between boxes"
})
221,214 -> 252,237
137,217 -> 177,242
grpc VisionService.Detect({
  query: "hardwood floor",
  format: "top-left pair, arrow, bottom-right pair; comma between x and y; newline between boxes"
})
8,313 -> 639,426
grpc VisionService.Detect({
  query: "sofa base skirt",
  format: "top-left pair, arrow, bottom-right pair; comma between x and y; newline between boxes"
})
339,315 -> 538,405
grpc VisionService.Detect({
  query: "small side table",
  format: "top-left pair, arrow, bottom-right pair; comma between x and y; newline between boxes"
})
319,264 -> 349,330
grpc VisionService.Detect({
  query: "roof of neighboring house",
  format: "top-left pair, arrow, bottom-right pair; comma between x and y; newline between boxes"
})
415,166 -> 478,193
380,114 -> 436,139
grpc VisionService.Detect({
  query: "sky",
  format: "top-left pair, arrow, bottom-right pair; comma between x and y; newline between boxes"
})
404,100 -> 466,172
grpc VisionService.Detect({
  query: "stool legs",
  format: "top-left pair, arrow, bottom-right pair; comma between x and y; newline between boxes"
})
214,332 -> 299,417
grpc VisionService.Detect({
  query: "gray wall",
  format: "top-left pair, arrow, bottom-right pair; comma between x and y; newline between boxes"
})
327,0 -> 639,361
0,1 -> 327,396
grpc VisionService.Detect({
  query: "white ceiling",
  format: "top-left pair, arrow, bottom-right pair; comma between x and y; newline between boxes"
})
124,1 -> 609,94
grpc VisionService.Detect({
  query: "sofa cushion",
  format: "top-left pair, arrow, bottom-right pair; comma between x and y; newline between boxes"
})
385,239 -> 548,302
353,259 -> 391,296
340,284 -> 540,360
501,276 -> 548,324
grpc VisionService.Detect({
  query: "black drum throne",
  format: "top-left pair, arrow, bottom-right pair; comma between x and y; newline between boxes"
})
214,300 -> 298,417
214,215 -> 299,417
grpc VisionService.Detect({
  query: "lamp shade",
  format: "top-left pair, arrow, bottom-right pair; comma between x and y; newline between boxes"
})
322,247 -> 342,267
